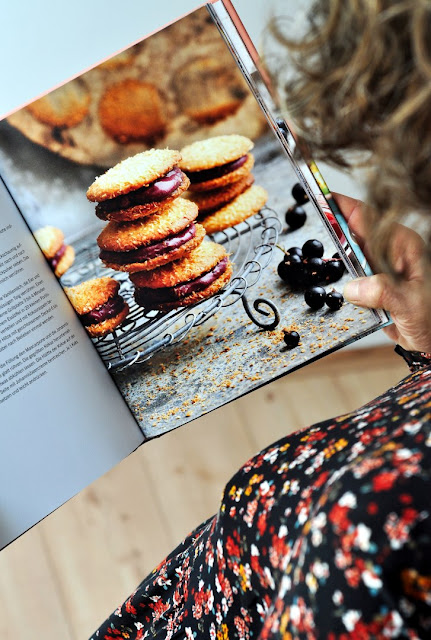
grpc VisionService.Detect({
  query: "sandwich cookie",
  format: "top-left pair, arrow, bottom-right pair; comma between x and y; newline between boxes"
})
187,173 -> 255,216
130,240 -> 232,311
180,134 -> 254,193
198,184 -> 268,235
34,225 -> 75,277
65,277 -> 129,337
97,198 -> 205,273
87,148 -> 190,222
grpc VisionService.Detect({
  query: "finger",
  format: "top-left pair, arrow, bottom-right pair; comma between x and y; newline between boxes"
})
343,274 -> 401,312
333,193 -> 425,279
383,324 -> 399,343
387,223 -> 425,279
331,193 -> 367,244
332,192 -> 378,270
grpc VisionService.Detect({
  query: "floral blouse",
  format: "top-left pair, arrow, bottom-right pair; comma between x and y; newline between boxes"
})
91,355 -> 431,639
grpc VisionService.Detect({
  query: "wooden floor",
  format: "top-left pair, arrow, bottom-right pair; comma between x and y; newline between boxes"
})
0,346 -> 407,639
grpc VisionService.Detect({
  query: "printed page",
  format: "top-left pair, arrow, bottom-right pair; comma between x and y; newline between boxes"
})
0,181 -> 143,550
0,6 -> 386,445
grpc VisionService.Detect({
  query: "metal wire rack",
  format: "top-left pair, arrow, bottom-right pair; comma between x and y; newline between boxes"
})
62,207 -> 282,370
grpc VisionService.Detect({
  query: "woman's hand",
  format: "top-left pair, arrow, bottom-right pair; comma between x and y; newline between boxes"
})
333,193 -> 431,353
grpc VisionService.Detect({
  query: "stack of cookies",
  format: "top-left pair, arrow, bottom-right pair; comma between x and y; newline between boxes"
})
86,148 -> 232,312
179,134 -> 268,234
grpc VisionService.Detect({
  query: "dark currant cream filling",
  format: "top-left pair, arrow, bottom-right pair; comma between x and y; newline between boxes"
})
81,295 -> 125,326
135,256 -> 228,305
188,155 -> 248,184
100,223 -> 196,265
49,244 -> 66,269
98,167 -> 184,213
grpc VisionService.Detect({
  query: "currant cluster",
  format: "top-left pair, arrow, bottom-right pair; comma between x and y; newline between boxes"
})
285,183 -> 309,230
277,238 -> 345,314
277,240 -> 345,290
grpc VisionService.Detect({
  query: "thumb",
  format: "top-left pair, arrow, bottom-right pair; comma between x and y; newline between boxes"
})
343,274 -> 397,311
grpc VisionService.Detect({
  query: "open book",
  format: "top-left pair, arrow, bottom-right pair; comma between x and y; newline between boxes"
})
0,0 -> 389,550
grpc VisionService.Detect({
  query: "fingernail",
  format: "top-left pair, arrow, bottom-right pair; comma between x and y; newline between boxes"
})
343,279 -> 363,302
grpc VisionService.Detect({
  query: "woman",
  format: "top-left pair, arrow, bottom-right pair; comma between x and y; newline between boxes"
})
91,1 -> 431,637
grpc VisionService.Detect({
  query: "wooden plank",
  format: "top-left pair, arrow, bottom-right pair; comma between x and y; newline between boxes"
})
234,345 -> 407,464
140,402 -> 256,546
0,526 -> 73,639
331,365 -> 407,409
287,344 -> 406,377
237,373 -> 345,450
38,450 -> 174,638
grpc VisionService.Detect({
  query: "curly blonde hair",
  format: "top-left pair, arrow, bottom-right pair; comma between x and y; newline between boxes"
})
268,0 -> 431,276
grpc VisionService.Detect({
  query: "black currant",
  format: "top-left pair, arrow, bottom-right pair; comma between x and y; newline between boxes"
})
277,261 -> 291,282
284,253 -> 302,267
295,271 -> 312,289
302,238 -> 324,258
304,286 -> 327,310
325,259 -> 345,283
285,205 -> 307,230
283,330 -> 300,348
326,291 -> 344,310
292,182 -> 309,205
304,257 -> 324,285
286,246 -> 303,258
286,259 -> 308,289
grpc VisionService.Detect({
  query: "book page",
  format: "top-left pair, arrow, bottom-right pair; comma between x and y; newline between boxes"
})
0,6 -> 386,447
0,181 -> 143,550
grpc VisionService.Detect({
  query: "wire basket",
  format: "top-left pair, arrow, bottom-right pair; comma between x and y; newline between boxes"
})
62,207 -> 282,370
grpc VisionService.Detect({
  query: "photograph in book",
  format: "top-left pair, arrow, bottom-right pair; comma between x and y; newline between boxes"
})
0,4 -> 386,439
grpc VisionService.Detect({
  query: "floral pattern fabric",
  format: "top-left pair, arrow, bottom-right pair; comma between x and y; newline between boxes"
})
91,363 -> 431,639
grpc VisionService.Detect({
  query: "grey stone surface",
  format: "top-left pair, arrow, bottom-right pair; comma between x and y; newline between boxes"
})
107,139 -> 381,438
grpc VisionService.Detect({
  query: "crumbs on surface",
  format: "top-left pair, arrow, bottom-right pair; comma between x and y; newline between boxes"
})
118,270 -> 372,434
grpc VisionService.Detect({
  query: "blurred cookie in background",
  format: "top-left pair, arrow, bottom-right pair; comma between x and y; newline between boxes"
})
24,81 -> 90,129
7,8 -> 266,167
98,80 -> 168,145
173,56 -> 247,126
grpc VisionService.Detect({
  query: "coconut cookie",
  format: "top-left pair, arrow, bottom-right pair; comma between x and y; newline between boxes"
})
65,277 -> 129,337
130,240 -> 232,311
87,148 -> 190,222
34,225 -> 75,278
188,173 -> 255,215
25,81 -> 90,129
97,198 -> 205,273
199,185 -> 268,235
180,135 -> 254,192
98,79 -> 167,145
